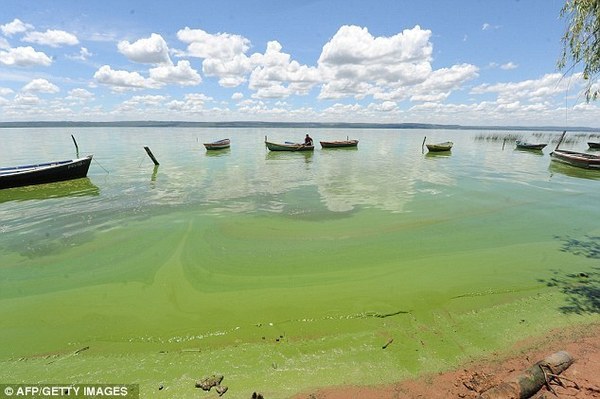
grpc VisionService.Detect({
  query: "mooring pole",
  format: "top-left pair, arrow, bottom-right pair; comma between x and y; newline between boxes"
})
555,130 -> 567,150
143,146 -> 160,166
71,134 -> 80,157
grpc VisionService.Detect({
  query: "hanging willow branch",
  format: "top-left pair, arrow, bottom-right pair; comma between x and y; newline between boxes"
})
558,0 -> 600,101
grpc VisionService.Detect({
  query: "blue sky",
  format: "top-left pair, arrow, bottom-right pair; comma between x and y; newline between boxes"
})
1,0 -> 598,127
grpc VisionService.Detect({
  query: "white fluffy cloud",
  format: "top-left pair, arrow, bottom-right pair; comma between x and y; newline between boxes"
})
22,78 -> 59,93
1,17 -> 589,125
178,27 -> 321,94
179,24 -> 443,101
399,72 -> 597,126
23,29 -> 79,47
407,63 -> 479,102
178,27 -> 249,59
0,18 -> 34,36
67,88 -> 94,101
0,87 -> 14,96
249,41 -> 320,98
0,46 -> 52,66
471,73 -> 572,103
500,62 -> 518,70
149,60 -> 201,86
177,25 -> 444,101
107,34 -> 201,90
14,93 -> 40,105
118,33 -> 171,64
320,25 -> 432,66
317,25 -> 434,99
88,24 -> 482,107
93,65 -> 158,90
177,27 -> 253,87
67,47 -> 92,61
117,95 -> 168,112
167,93 -> 213,113
94,63 -> 201,92
202,54 -> 253,87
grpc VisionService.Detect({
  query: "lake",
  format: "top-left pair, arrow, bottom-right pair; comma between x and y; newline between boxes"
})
0,127 -> 598,398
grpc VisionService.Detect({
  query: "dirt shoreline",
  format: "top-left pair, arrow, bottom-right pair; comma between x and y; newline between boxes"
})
292,322 -> 600,399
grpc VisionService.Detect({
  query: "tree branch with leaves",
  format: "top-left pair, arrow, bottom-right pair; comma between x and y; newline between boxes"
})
558,0 -> 600,101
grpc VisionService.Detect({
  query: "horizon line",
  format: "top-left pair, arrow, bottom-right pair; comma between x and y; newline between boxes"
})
0,121 -> 596,132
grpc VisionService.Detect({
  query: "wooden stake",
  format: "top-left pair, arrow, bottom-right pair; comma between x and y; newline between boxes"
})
71,134 -> 79,157
143,146 -> 160,165
555,130 -> 567,150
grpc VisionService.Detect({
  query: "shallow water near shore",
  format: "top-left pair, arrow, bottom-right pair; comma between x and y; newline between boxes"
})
0,127 -> 598,398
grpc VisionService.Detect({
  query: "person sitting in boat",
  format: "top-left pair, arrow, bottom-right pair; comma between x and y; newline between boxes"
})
304,134 -> 313,146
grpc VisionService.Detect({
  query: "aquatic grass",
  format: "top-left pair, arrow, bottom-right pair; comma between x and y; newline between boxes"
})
0,127 -> 598,398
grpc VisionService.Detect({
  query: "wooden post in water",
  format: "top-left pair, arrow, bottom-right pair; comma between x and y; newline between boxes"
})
71,134 -> 80,157
555,130 -> 567,150
143,146 -> 160,166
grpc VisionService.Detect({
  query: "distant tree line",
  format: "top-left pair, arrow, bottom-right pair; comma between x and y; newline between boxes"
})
0,121 -> 596,131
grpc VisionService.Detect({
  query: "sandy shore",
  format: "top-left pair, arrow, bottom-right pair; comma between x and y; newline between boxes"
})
292,322 -> 600,399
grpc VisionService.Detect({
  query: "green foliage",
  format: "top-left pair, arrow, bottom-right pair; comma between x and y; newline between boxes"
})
559,0 -> 600,101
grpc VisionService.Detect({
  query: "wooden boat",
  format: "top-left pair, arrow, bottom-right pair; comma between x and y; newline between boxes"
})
516,140 -> 547,151
265,141 -> 314,151
204,138 -> 230,150
320,139 -> 358,148
550,149 -> 600,169
588,141 -> 600,149
549,131 -> 600,169
426,142 -> 453,152
0,155 -> 93,189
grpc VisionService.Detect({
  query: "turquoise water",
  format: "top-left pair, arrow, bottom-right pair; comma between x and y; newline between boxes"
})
0,128 -> 598,398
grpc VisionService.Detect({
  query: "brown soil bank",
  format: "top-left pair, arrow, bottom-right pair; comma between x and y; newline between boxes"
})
293,323 -> 600,399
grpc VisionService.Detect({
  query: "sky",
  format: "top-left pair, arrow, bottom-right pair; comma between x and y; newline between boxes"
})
0,0 -> 599,127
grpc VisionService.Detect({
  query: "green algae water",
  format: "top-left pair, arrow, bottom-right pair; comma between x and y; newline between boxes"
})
0,127 -> 598,398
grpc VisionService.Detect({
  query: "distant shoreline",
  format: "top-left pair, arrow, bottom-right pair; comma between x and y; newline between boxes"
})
0,121 -> 597,132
